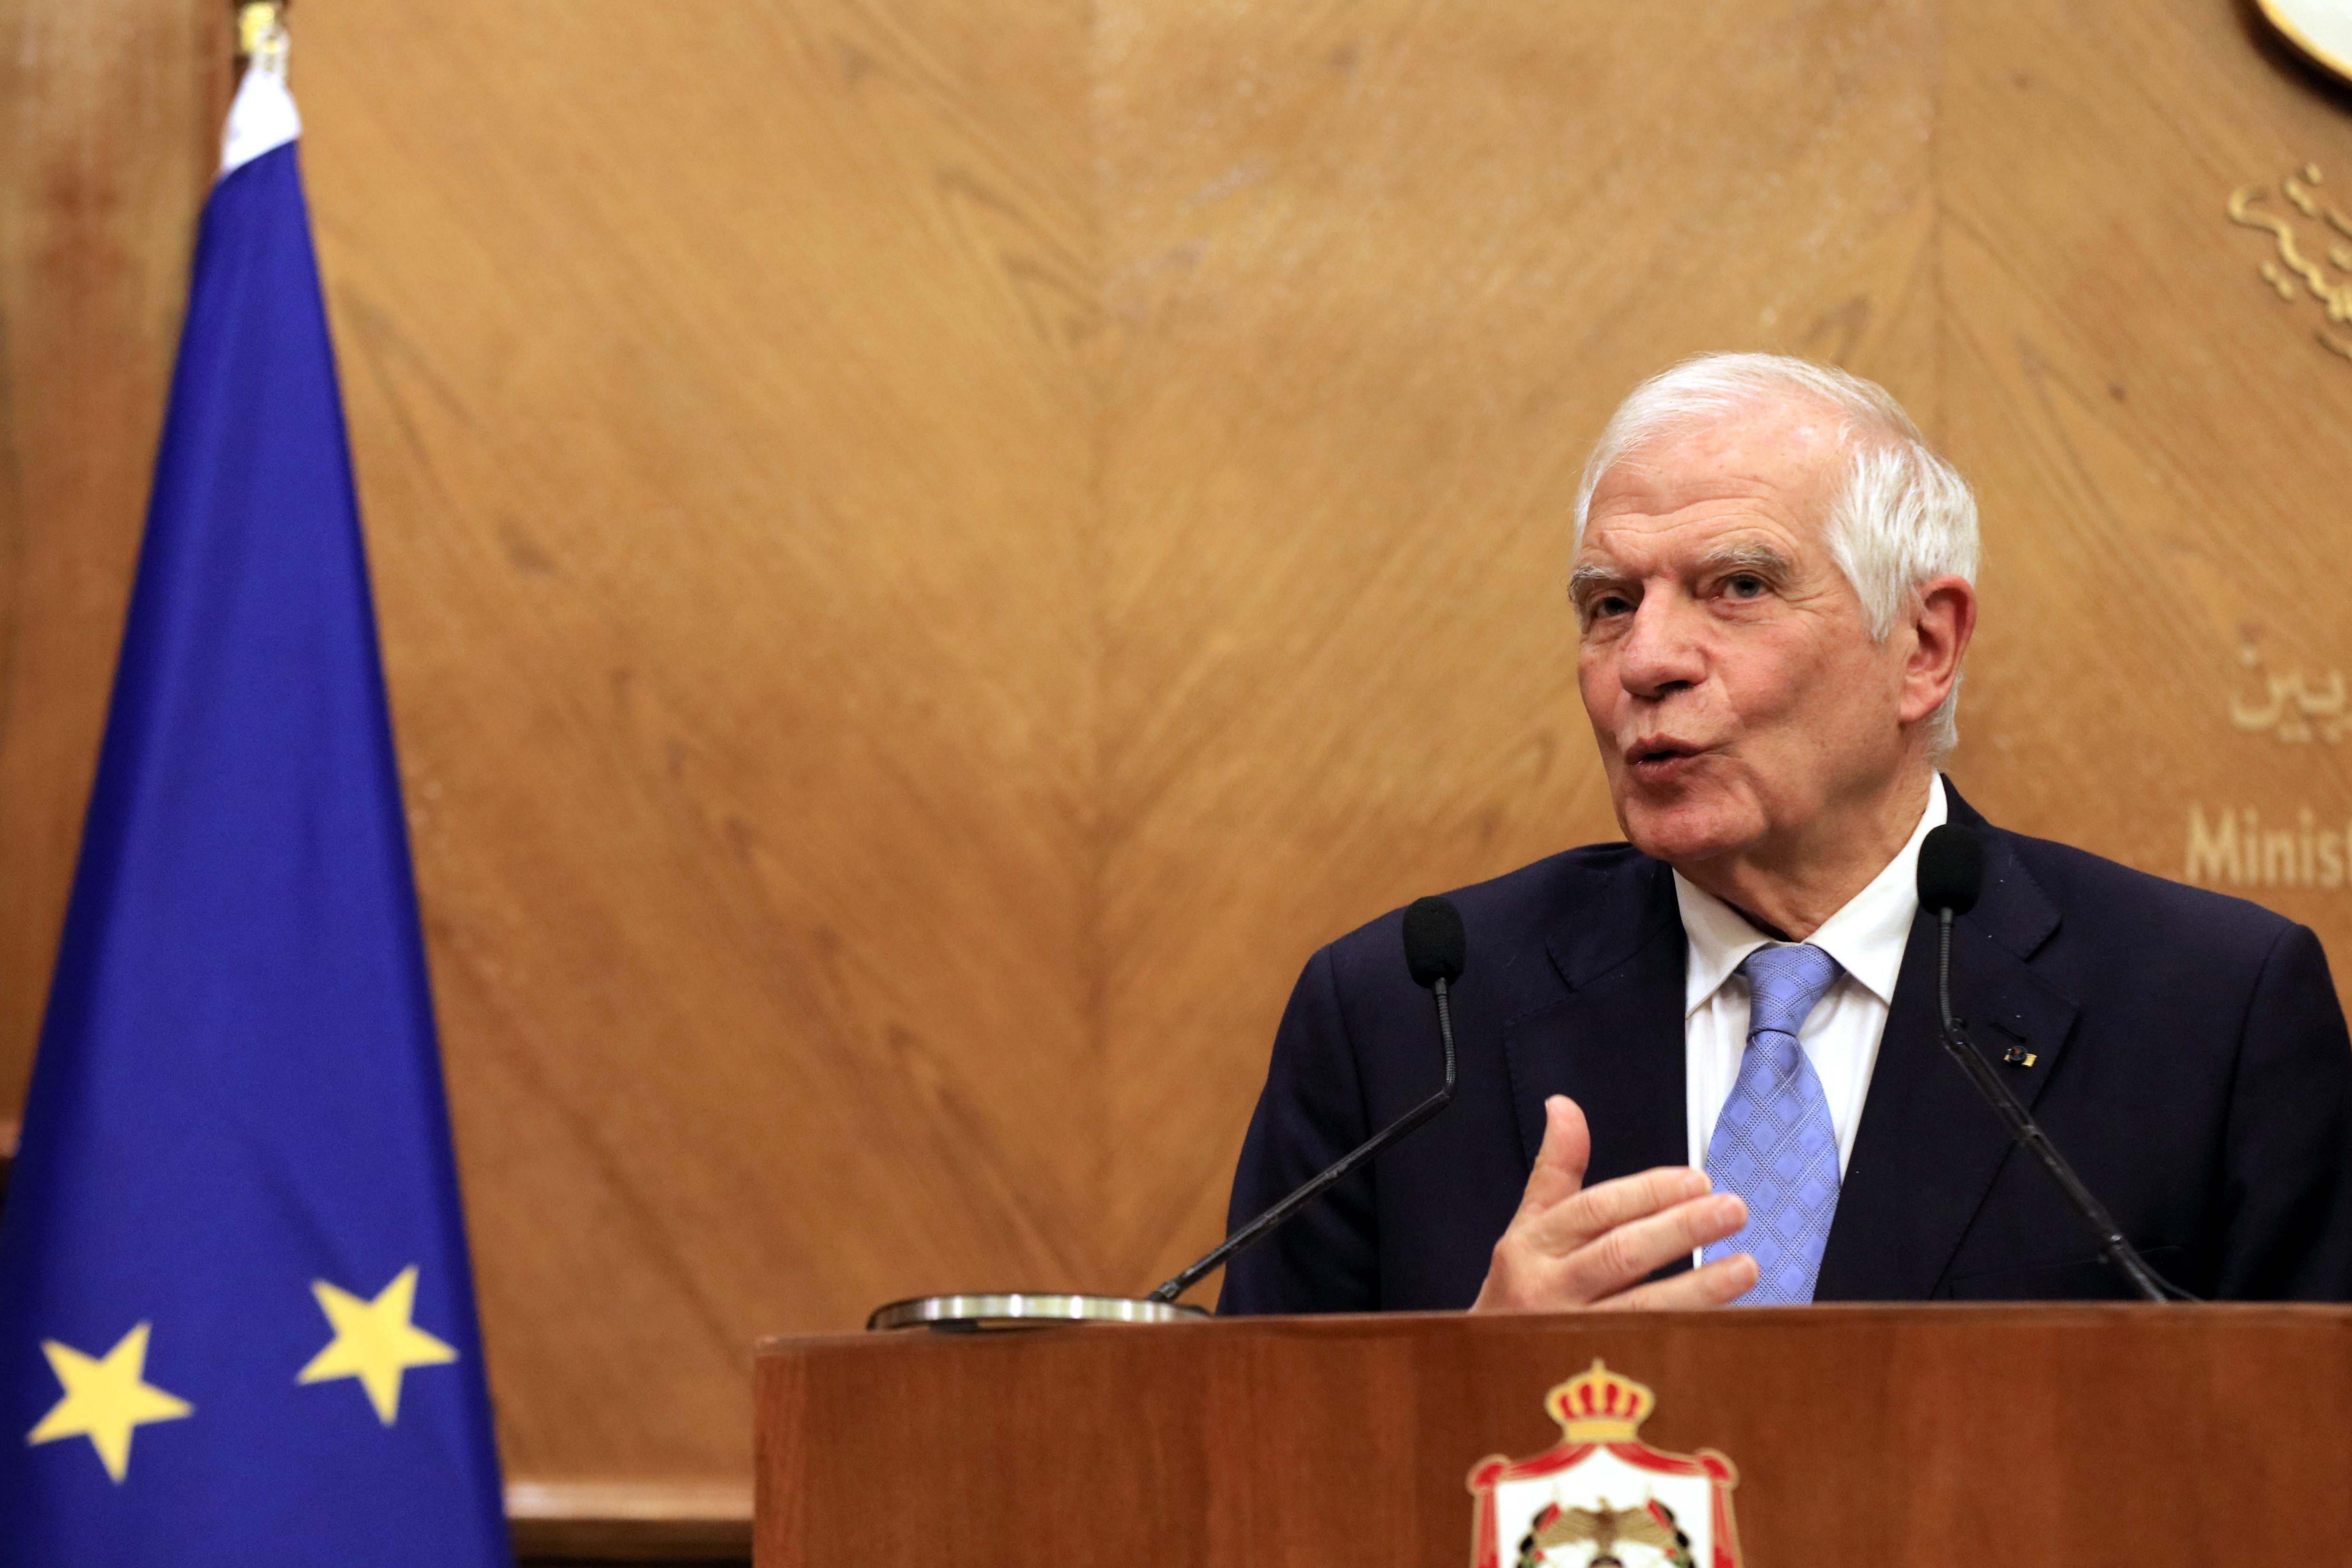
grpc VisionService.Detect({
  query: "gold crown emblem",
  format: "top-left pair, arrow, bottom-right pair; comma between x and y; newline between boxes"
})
1543,1359 -> 1656,1441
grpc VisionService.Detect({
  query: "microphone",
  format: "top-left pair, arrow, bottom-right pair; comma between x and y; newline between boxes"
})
1916,825 -> 2182,1303
1147,895 -> 1465,1304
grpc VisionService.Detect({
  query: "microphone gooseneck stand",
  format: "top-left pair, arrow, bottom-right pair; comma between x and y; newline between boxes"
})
1929,905 -> 2184,1304
1145,976 -> 1458,1305
868,895 -> 1468,1330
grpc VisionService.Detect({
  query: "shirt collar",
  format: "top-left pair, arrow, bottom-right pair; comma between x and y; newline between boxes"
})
1673,775 -> 1948,1017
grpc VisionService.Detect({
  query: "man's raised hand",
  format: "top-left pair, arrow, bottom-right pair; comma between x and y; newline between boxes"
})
1470,1095 -> 1760,1312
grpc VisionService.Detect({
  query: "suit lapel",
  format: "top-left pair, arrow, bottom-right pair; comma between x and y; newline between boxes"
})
1501,857 -> 1689,1196
1814,794 -> 2081,1299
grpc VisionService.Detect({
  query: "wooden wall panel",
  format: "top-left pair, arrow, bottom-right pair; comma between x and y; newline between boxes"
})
292,0 -> 1101,1478
7,0 -> 2352,1495
0,0 -> 222,1115
1940,0 -> 2352,975
1092,0 -> 1939,1287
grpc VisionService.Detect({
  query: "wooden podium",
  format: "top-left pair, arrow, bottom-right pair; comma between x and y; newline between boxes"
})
755,1304 -> 2352,1564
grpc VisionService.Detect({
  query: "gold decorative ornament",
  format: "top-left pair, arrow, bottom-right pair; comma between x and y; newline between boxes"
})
2226,164 -> 2352,361
236,2 -> 286,63
2231,634 -> 2349,744
2257,0 -> 2352,83
1467,1361 -> 1742,1568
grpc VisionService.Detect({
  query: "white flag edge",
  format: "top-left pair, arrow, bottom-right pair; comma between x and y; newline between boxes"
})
220,56 -> 301,178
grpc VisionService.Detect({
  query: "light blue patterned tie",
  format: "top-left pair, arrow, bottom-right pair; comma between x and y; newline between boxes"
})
1703,943 -> 1844,1305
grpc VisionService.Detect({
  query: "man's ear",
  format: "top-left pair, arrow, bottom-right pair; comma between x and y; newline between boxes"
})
1900,575 -> 1977,725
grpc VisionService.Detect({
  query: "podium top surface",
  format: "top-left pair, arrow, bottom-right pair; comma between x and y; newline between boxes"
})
760,1298 -> 2352,1355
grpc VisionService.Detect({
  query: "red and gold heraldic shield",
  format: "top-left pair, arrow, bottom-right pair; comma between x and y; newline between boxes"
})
1467,1361 -> 1741,1568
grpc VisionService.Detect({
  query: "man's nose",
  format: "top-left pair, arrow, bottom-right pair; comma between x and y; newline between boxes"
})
1617,593 -> 1707,700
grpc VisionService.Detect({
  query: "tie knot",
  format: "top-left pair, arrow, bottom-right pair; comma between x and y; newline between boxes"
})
1740,943 -> 1843,1040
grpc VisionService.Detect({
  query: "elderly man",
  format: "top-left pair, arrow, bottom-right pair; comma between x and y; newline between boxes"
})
1219,353 -> 2352,1312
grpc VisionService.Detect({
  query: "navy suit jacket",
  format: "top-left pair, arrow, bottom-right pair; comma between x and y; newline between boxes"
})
1218,783 -> 2352,1311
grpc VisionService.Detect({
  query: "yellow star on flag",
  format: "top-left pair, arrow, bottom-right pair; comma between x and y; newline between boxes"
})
26,1321 -> 195,1482
295,1265 -> 458,1425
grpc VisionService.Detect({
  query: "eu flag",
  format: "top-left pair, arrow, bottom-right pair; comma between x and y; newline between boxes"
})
0,25 -> 509,1566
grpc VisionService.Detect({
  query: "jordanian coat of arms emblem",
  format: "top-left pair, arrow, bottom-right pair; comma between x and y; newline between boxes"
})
1467,1360 -> 1741,1568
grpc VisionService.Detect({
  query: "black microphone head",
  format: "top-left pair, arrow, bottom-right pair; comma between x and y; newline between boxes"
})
1402,896 -> 1467,989
1917,824 -> 1984,916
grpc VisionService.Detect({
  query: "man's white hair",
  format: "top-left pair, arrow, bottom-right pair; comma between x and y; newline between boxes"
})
1571,352 -> 1980,758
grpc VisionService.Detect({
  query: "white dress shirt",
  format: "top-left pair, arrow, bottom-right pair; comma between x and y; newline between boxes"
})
1677,775 -> 1948,1180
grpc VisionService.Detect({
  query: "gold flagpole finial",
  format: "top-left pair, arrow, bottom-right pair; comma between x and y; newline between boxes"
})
235,2 -> 287,64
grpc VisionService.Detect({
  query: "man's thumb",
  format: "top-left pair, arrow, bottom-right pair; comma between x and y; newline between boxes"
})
1524,1094 -> 1592,1207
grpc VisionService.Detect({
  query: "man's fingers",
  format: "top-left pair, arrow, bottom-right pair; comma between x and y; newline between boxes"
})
1517,1096 -> 1593,1215
1552,1192 -> 1748,1301
1525,1164 -> 1712,1256
1597,1253 -> 1761,1311
1482,1129 -> 1762,1313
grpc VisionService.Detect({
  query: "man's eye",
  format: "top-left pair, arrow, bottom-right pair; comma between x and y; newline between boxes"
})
1724,573 -> 1767,599
1591,594 -> 1633,618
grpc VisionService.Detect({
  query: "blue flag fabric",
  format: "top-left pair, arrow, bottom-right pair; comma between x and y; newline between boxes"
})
0,58 -> 509,1568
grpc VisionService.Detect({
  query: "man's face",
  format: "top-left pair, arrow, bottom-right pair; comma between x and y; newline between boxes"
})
1571,402 -> 1915,872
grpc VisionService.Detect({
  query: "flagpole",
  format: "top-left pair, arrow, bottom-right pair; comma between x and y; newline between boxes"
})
234,0 -> 287,66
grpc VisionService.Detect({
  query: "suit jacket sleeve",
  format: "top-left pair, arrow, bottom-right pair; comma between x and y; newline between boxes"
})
1216,945 -> 1380,1314
2216,922 -> 2352,1299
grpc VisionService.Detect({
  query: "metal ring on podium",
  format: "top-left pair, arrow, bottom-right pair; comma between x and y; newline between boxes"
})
865,1292 -> 1210,1331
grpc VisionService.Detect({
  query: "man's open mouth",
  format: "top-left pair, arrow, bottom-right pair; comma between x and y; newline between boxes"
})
1627,741 -> 1705,780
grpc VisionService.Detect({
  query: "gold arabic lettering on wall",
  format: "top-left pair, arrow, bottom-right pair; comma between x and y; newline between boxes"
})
2232,635 -> 2348,743
2186,635 -> 2352,891
2227,164 -> 2352,361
